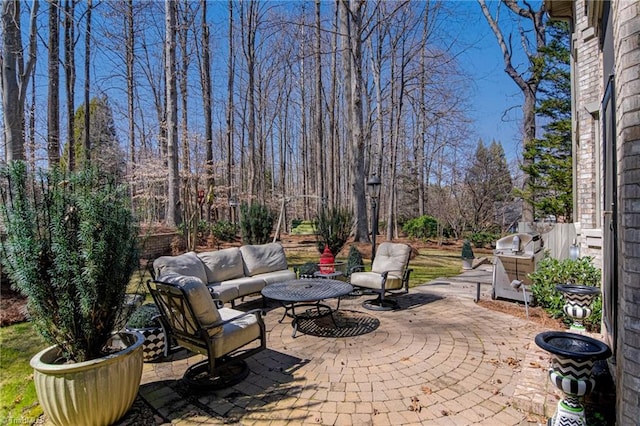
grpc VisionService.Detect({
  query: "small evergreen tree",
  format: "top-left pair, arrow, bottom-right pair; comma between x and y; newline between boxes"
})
461,240 -> 475,259
463,139 -> 513,233
315,206 -> 353,256
239,202 -> 275,244
345,245 -> 364,276
0,162 -> 139,362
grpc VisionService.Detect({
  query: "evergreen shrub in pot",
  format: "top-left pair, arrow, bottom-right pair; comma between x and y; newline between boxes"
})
461,240 -> 475,270
0,162 -> 144,426
126,303 -> 166,361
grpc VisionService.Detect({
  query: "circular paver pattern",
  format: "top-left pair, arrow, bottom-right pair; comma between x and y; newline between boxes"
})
138,286 -> 550,425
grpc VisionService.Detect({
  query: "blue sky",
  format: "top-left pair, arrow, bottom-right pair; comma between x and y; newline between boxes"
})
448,0 -> 531,162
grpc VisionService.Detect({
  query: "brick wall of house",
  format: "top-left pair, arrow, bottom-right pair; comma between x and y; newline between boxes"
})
574,0 -> 604,264
612,1 -> 640,423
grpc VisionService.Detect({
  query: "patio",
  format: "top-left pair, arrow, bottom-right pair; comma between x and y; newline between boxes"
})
127,266 -> 559,425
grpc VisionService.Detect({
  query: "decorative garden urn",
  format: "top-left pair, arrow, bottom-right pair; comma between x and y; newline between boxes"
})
535,331 -> 611,426
555,284 -> 600,331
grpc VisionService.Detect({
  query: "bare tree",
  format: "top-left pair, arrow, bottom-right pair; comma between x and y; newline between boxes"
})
125,0 -> 135,166
340,0 -> 368,242
1,0 -> 39,162
199,0 -> 213,220
47,0 -> 60,165
226,0 -> 235,219
83,0 -> 92,162
478,0 -> 546,223
165,0 -> 180,227
63,0 -> 76,171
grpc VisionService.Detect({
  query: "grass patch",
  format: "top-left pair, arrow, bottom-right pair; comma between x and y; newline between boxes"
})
0,322 -> 45,424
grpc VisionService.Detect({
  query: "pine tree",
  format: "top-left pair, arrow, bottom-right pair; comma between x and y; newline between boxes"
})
464,139 -> 513,232
519,20 -> 572,222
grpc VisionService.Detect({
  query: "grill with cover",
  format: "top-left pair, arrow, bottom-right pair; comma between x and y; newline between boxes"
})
492,232 -> 544,302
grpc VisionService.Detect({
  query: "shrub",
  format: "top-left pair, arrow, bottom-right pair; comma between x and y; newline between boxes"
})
315,206 -> 353,256
239,202 -> 275,244
126,304 -> 161,329
345,245 -> 364,276
0,162 -> 139,362
402,215 -> 438,240
528,255 -> 602,331
296,262 -> 319,278
210,220 -> 238,242
469,232 -> 500,248
461,240 -> 475,259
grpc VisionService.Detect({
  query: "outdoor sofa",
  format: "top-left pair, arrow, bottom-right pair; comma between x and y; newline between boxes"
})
152,242 -> 297,306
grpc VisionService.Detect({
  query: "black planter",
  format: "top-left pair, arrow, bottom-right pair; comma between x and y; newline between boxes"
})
535,331 -> 611,426
555,284 -> 600,331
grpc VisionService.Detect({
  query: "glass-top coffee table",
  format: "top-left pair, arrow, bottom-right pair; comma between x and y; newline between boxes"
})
261,279 -> 353,337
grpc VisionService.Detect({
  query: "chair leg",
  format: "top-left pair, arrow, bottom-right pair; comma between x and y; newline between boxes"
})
362,292 -> 398,311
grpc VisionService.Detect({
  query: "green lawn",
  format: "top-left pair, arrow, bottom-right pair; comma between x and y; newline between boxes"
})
0,244 -> 463,424
0,322 -> 45,424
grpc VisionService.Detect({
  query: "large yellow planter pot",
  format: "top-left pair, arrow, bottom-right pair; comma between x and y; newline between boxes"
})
30,332 -> 144,426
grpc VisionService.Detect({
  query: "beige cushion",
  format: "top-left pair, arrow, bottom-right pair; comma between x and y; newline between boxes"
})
254,269 -> 297,285
207,284 -> 240,304
198,248 -> 245,283
215,276 -> 266,298
350,271 -> 403,290
153,252 -> 208,284
158,273 -> 222,336
240,243 -> 288,276
211,307 -> 261,358
371,242 -> 411,275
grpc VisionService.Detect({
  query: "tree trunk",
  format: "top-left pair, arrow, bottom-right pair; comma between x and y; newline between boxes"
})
315,0 -> 325,203
2,0 -> 38,162
226,0 -> 235,219
63,0 -> 75,171
48,0 -> 60,166
83,0 -> 91,162
341,0 -> 368,242
126,0 -> 135,166
165,0 -> 180,227
200,0 -> 213,221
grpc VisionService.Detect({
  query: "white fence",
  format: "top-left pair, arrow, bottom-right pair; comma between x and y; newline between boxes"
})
518,222 -> 577,260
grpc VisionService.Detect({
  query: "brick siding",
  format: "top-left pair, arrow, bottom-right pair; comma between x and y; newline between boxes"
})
612,0 -> 640,423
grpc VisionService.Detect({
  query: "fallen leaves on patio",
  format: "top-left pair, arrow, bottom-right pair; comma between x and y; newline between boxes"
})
409,396 -> 421,412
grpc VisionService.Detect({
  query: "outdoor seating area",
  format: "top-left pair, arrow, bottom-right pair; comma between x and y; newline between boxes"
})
119,266 -> 564,425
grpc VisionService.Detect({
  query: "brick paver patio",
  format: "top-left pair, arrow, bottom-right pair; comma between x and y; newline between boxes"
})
136,266 -> 561,425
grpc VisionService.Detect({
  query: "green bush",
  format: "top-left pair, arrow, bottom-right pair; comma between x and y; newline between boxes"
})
469,232 -> 500,248
0,162 -> 139,362
210,220 -> 238,242
315,206 -> 353,256
239,202 -> 275,244
461,240 -> 475,259
528,255 -> 602,331
126,304 -> 161,329
345,245 -> 364,276
402,215 -> 439,240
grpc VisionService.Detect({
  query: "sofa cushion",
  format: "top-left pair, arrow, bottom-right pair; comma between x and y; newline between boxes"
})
216,276 -> 267,298
207,284 -> 240,304
197,248 -> 245,283
254,270 -> 297,285
240,243 -> 288,276
157,273 -> 222,336
153,251 -> 208,284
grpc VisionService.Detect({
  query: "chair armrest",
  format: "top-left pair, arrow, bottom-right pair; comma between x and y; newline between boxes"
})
206,308 -> 265,330
349,264 -> 366,274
